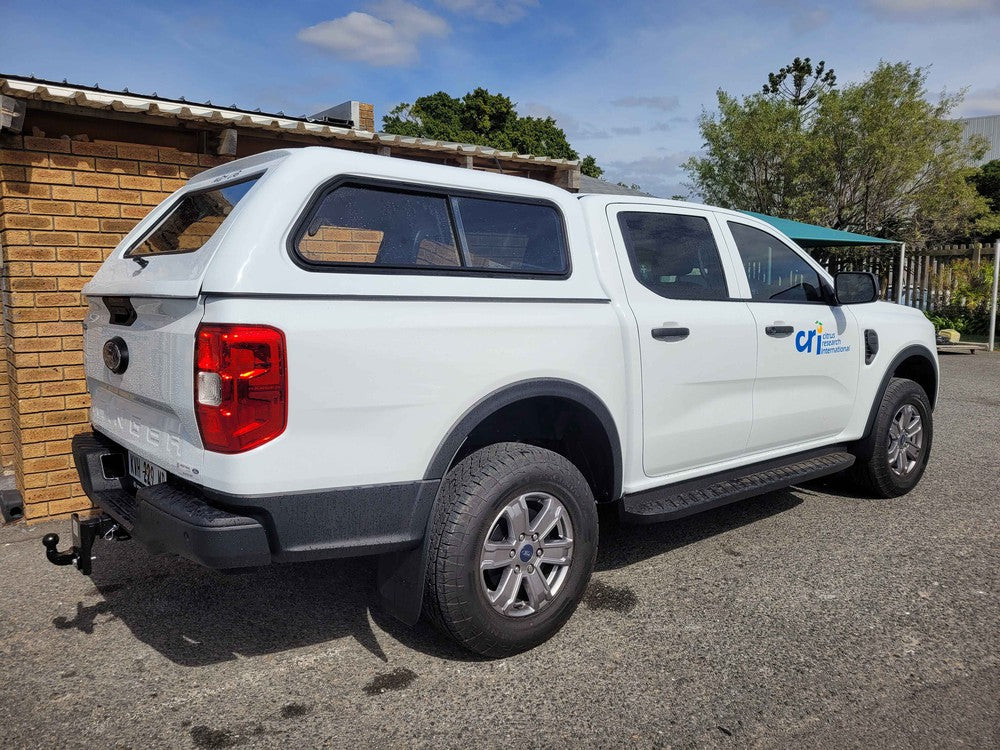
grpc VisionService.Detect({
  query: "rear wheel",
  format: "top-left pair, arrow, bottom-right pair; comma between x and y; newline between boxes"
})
424,442 -> 598,657
850,378 -> 933,498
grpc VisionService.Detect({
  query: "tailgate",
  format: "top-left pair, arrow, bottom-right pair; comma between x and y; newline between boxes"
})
85,296 -> 205,480
80,153 -> 289,477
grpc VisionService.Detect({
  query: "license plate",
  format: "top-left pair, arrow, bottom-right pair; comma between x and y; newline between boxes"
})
128,453 -> 167,487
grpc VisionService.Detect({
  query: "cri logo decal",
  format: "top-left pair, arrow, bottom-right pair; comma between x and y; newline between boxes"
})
795,320 -> 851,355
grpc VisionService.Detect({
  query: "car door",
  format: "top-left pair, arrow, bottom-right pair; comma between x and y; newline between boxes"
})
609,205 -> 757,477
720,218 -> 860,452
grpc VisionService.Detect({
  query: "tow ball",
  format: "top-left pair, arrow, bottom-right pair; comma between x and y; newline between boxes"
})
42,513 -> 128,576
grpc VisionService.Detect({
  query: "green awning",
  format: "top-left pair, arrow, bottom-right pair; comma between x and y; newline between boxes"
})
742,211 -> 899,248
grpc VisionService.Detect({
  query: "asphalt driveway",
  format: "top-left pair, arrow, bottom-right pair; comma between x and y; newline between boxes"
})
1,353 -> 997,749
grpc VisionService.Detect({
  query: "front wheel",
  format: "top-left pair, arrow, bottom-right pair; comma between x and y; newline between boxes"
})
850,377 -> 933,498
424,442 -> 598,657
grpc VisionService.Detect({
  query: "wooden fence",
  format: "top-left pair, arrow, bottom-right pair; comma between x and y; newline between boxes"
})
811,242 -> 998,311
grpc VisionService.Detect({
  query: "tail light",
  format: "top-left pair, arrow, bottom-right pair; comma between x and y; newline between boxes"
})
195,324 -> 286,453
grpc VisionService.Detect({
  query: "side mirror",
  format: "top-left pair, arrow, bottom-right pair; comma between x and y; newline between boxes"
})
834,272 -> 879,305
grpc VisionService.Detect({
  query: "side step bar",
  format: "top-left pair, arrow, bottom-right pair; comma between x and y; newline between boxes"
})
622,448 -> 855,524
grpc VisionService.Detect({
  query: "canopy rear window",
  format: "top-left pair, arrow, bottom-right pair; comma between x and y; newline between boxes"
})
127,177 -> 259,257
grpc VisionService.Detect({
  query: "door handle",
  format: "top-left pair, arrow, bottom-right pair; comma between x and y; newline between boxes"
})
765,325 -> 794,337
651,327 -> 690,341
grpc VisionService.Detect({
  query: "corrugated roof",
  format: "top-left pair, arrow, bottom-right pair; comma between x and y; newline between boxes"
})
578,175 -> 654,196
961,115 -> 1000,166
0,74 -> 579,170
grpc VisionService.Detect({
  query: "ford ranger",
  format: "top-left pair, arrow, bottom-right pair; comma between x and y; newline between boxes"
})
43,147 -> 938,656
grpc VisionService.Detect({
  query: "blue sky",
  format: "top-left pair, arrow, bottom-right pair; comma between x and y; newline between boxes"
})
2,0 -> 999,197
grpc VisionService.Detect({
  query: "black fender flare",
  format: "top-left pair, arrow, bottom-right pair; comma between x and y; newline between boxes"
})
422,377 -> 623,497
377,378 -> 623,626
854,344 -> 938,458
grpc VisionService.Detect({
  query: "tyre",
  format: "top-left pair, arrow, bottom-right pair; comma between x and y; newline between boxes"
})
424,442 -> 598,657
850,378 -> 933,498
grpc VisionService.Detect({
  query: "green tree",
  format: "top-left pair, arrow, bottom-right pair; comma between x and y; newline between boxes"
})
685,61 -> 989,246
763,57 -> 836,115
805,63 -> 988,245
970,159 -> 1000,240
382,91 -> 464,141
684,91 -> 811,217
383,88 -> 600,173
972,159 -> 1000,206
580,155 -> 603,178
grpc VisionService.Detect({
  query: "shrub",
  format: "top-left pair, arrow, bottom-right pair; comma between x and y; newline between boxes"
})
926,259 -> 996,336
925,304 -> 992,335
948,259 -> 994,307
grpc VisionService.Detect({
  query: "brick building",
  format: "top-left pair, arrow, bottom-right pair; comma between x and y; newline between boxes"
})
0,74 -> 581,524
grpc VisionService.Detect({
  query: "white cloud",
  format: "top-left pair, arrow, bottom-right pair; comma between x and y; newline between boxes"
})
865,0 -> 999,16
761,1 -> 831,31
958,84 -> 1000,116
790,7 -> 830,31
298,1 -> 449,67
435,0 -> 538,24
611,95 -> 680,111
521,101 -> 612,139
603,152 -> 698,200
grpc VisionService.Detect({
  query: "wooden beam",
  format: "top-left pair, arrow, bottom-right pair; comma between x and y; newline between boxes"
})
0,95 -> 26,134
14,98 -> 574,186
553,167 -> 581,192
23,97 -> 201,129
216,128 -> 238,156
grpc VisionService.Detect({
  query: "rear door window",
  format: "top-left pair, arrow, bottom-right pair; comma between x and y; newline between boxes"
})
128,177 -> 258,257
617,211 -> 730,300
452,197 -> 567,274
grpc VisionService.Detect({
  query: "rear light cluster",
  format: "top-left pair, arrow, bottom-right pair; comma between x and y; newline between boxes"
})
195,324 -> 287,453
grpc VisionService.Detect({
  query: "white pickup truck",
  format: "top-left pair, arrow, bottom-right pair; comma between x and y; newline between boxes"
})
43,147 -> 938,656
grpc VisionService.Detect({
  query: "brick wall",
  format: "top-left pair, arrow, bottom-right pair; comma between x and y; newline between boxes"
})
0,133 -> 232,521
298,227 -> 463,267
298,226 -> 384,263
0,333 -> 10,470
358,103 -> 375,133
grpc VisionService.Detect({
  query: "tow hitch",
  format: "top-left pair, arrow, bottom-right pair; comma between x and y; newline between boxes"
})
42,513 -> 129,576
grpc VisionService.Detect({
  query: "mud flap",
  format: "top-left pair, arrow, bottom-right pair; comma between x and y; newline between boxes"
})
375,539 -> 429,626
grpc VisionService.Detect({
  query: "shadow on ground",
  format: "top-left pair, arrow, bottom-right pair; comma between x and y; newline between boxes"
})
595,488 -> 805,571
55,487 -> 810,666
66,549 -> 395,666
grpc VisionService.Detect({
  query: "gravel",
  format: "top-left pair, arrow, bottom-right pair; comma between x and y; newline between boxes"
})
1,352 -> 997,749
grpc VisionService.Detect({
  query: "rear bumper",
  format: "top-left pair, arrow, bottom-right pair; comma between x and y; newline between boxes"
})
72,431 -> 438,569
72,432 -> 271,568
135,484 -> 273,568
